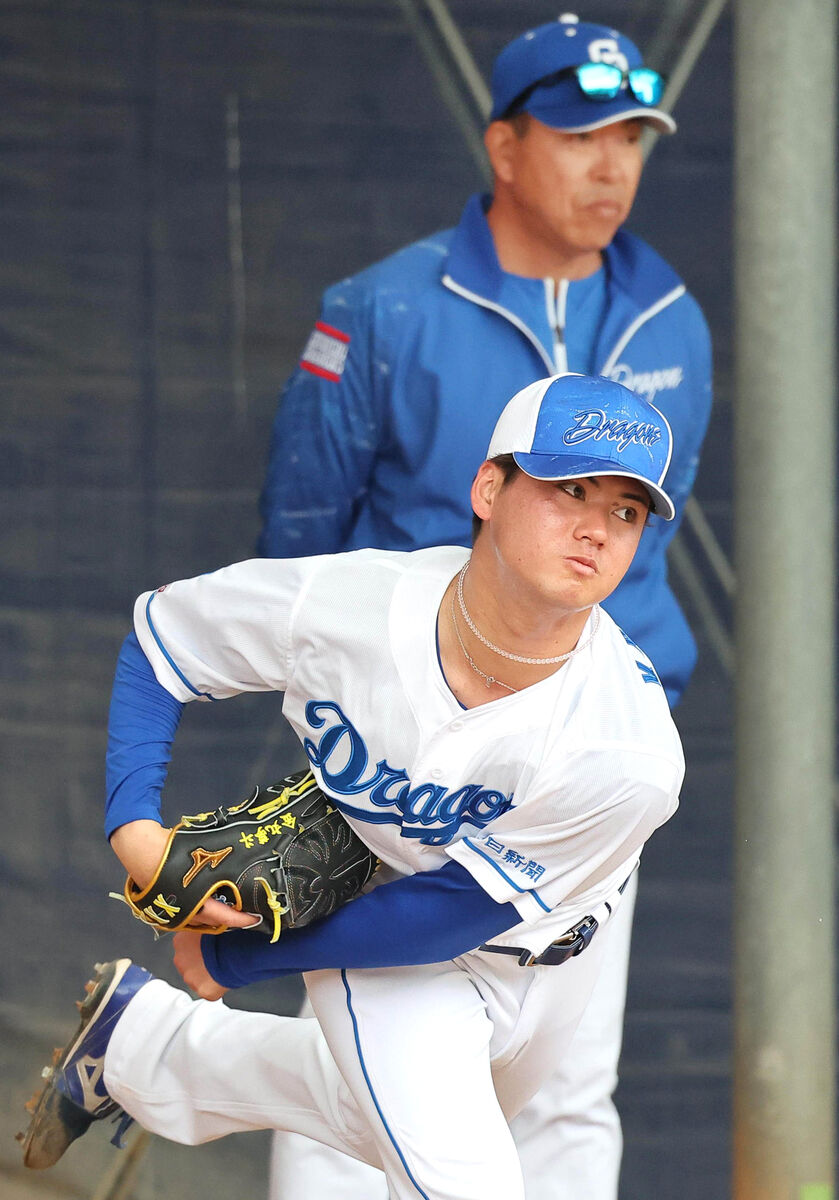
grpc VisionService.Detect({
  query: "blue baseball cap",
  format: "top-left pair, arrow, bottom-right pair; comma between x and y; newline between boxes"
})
490,14 -> 676,135
486,373 -> 675,520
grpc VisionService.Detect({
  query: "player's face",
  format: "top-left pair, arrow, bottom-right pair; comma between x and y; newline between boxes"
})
491,117 -> 644,259
472,465 -> 649,613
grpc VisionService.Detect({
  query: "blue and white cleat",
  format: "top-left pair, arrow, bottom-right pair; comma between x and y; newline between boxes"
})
19,958 -> 152,1169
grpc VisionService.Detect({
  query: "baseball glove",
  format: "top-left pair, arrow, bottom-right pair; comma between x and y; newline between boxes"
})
122,769 -> 377,942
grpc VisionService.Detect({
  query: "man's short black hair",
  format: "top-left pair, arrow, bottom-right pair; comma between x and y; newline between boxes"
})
508,112 -> 532,138
489,112 -> 532,138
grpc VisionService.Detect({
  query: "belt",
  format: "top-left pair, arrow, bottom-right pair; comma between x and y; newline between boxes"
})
480,914 -> 599,967
478,874 -> 632,968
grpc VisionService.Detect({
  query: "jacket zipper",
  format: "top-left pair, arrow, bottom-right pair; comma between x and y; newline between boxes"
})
544,278 -> 569,373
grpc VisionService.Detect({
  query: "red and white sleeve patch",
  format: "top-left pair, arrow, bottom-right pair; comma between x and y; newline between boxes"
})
300,321 -> 351,382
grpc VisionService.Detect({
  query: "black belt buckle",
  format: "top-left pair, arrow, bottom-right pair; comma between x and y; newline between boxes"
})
522,914 -> 599,967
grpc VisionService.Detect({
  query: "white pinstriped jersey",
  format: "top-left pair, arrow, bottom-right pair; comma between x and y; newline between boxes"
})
135,545 -> 683,954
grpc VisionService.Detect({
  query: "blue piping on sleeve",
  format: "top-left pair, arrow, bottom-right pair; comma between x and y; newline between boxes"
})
144,593 -> 216,701
462,836 -> 552,913
341,970 -> 431,1200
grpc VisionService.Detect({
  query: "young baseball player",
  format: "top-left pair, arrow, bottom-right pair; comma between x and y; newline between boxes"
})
21,373 -> 685,1200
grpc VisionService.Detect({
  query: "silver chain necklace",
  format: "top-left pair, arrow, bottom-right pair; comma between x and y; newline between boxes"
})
450,588 -> 518,693
456,561 -> 600,666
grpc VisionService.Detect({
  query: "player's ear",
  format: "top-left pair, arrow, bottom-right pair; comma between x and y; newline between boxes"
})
471,460 -> 504,523
484,120 -> 517,186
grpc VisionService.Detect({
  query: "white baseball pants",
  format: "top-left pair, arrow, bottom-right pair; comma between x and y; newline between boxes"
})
103,914 -> 618,1200
268,870 -> 637,1200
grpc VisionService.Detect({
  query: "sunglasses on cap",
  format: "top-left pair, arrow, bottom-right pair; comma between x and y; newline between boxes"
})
503,62 -> 666,119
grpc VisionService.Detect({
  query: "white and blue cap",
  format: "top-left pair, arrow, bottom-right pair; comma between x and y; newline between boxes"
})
490,13 -> 676,135
487,373 -> 676,520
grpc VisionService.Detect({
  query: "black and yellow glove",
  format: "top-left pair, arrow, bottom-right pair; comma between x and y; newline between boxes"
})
122,768 -> 378,943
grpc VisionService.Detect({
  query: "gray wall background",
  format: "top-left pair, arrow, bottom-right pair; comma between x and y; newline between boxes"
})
1,2 -> 734,1196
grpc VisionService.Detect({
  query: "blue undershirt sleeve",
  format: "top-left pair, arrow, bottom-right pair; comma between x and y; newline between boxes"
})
202,859 -> 521,988
105,631 -> 184,838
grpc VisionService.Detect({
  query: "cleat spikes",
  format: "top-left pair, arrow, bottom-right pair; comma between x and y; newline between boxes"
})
19,959 -> 153,1170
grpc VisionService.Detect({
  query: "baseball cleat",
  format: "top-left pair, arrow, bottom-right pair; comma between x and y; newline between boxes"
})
18,958 -> 152,1169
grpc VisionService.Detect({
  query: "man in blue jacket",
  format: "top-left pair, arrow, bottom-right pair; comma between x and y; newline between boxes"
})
259,14 -> 712,1200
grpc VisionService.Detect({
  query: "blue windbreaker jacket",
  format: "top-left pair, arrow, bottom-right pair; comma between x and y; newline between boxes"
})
258,195 -> 712,704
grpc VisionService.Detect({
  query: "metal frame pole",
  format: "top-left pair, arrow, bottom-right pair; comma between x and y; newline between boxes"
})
733,0 -> 836,1194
